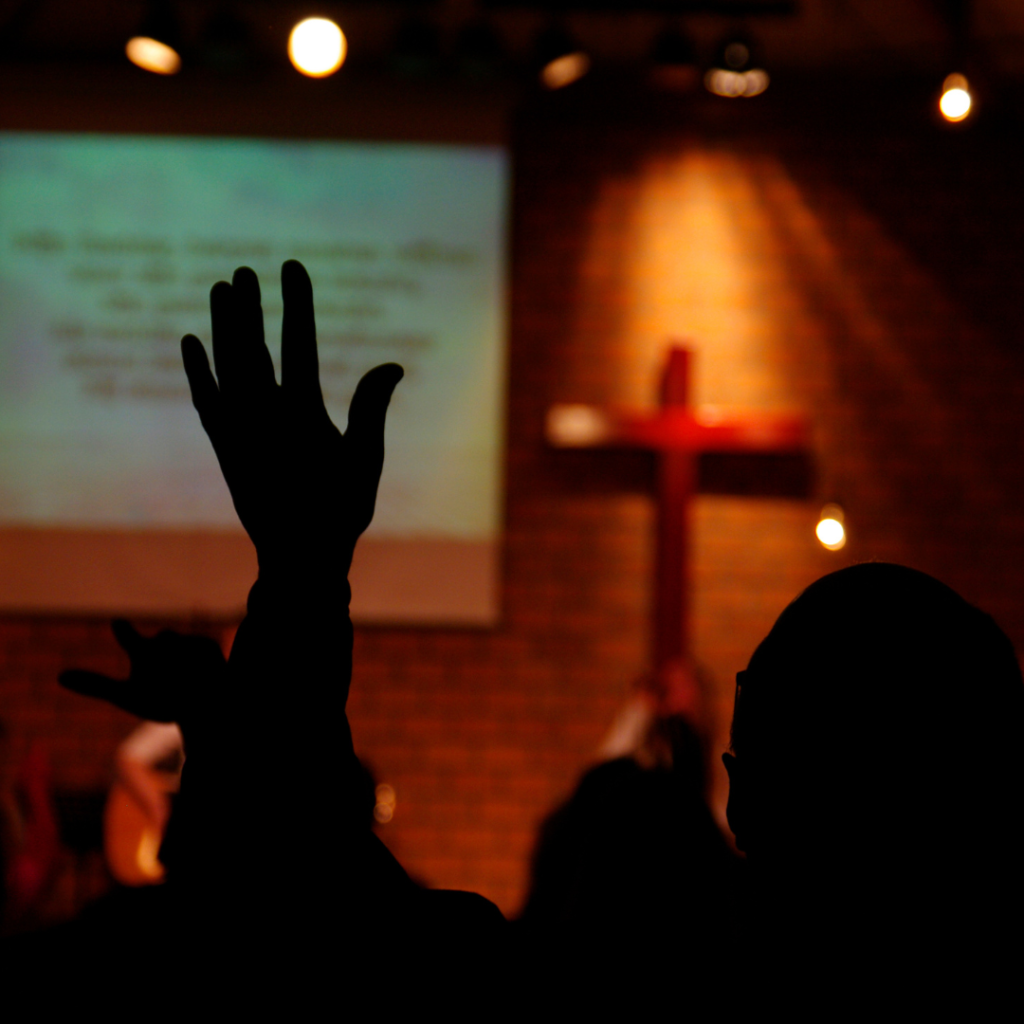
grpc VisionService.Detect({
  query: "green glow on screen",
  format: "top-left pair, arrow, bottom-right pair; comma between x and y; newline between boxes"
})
0,133 -> 508,540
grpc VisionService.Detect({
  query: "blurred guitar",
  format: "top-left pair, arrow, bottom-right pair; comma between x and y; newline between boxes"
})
104,767 -> 178,887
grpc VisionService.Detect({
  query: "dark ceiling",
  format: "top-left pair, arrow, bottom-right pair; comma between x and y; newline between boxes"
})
0,0 -> 1020,80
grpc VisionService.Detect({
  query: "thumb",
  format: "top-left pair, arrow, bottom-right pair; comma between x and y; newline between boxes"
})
345,363 -> 404,448
344,363 -> 403,532
111,619 -> 145,658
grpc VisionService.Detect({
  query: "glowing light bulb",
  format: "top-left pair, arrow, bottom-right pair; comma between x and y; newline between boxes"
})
743,69 -> 769,96
126,36 -> 181,75
541,52 -> 590,89
704,67 -> 769,98
816,504 -> 846,551
289,17 -> 347,78
940,74 -> 971,122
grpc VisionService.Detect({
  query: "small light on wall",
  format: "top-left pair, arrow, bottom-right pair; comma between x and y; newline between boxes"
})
288,17 -> 347,78
816,503 -> 846,551
374,783 -> 396,824
940,73 -> 972,122
546,404 -> 612,447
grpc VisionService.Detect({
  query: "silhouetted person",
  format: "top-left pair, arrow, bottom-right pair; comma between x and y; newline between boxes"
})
15,253 -> 1020,1014
18,262 -> 502,1009
724,563 -> 1024,1006
522,715 -> 739,971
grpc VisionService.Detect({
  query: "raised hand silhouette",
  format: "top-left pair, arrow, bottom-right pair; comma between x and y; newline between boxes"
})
181,260 -> 403,571
59,620 -> 226,733
11,261 -> 415,1008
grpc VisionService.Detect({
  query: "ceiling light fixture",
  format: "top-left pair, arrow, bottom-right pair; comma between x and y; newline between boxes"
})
816,503 -> 847,551
126,1 -> 183,75
288,17 -> 347,78
705,33 -> 768,98
535,24 -> 590,90
939,73 -> 972,122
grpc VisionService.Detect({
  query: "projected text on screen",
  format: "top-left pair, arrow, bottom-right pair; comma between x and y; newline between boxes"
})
0,133 -> 508,621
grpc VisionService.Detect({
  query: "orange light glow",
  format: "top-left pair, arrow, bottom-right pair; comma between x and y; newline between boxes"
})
940,74 -> 971,122
541,52 -> 590,89
940,90 -> 970,120
126,36 -> 181,75
816,504 -> 846,551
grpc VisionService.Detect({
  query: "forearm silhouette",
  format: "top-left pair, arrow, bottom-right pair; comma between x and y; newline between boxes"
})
46,258 -> 511,1010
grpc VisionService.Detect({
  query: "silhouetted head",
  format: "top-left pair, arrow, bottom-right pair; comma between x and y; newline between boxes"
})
725,563 -> 1024,927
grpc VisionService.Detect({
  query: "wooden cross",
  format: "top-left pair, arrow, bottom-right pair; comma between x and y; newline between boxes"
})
546,344 -> 811,706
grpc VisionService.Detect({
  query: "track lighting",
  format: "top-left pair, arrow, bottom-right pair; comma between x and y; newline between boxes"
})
126,1 -> 182,75
535,24 -> 590,90
288,17 -> 347,78
705,33 -> 768,98
940,73 -> 972,122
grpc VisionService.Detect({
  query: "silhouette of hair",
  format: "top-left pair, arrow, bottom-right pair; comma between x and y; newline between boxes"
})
523,716 -> 738,944
729,562 -> 1024,938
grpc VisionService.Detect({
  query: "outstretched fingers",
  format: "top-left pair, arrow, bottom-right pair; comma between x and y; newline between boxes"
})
182,334 -> 221,434
209,279 -> 238,393
344,363 -> 404,526
280,259 -> 323,407
230,267 -> 277,397
345,363 -> 405,447
208,268 -> 276,402
58,670 -> 166,721
111,618 -> 145,658
59,669 -> 120,703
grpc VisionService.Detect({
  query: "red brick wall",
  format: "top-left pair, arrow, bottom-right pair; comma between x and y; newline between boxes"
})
4,85 -> 1024,917
349,96 -> 1024,911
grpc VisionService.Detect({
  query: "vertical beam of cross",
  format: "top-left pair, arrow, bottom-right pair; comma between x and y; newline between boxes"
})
547,344 -> 811,709
655,348 -> 694,692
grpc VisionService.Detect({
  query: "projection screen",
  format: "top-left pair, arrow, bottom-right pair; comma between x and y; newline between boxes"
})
0,132 -> 508,623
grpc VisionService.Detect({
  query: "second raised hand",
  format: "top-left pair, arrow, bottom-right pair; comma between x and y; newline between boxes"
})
180,260 -> 403,570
